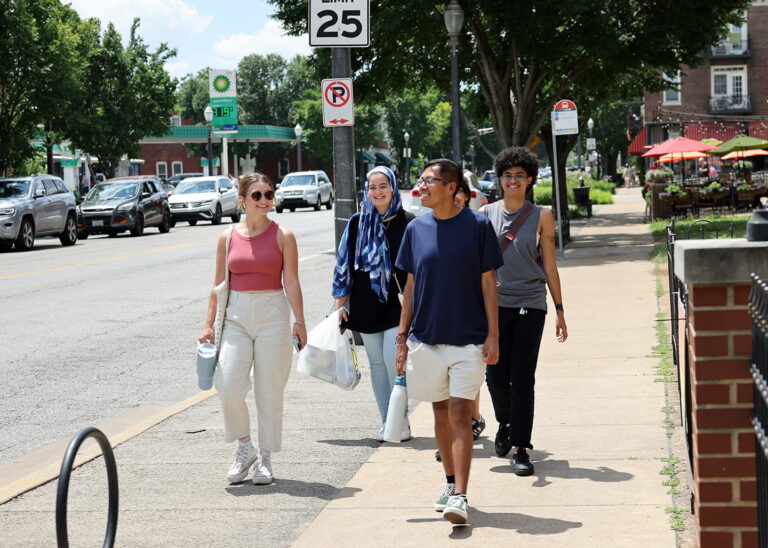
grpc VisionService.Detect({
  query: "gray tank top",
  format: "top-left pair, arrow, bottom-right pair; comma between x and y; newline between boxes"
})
485,201 -> 547,311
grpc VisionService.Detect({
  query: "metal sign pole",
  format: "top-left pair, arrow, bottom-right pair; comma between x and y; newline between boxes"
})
331,48 -> 357,249
551,118 -> 565,260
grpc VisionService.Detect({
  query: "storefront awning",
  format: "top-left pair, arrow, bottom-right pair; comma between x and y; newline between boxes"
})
375,152 -> 396,165
361,150 -> 376,163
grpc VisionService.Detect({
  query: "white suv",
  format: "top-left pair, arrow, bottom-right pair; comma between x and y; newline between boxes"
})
274,171 -> 334,213
168,176 -> 240,226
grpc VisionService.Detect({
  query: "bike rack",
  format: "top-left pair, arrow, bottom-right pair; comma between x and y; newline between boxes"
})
55,426 -> 118,548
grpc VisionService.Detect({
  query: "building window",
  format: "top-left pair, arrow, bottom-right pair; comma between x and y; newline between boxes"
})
662,72 -> 681,105
711,66 -> 748,98
172,161 -> 183,175
170,115 -> 181,126
156,162 -> 168,179
278,158 -> 289,178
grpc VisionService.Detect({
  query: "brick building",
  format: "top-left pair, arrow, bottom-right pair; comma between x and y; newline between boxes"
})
631,2 -> 768,156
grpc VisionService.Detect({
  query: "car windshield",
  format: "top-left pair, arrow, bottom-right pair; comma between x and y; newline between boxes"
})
0,180 -> 31,198
281,175 -> 315,187
86,183 -> 138,201
175,180 -> 216,194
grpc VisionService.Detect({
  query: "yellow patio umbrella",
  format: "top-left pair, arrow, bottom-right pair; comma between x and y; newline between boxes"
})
720,149 -> 768,160
657,151 -> 708,163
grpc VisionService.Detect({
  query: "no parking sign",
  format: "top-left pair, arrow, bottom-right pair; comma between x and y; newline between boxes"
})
321,78 -> 354,127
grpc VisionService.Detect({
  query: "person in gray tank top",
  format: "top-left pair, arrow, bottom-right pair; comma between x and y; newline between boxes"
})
481,146 -> 568,477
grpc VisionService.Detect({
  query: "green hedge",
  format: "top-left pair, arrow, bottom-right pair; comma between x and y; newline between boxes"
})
533,179 -> 614,206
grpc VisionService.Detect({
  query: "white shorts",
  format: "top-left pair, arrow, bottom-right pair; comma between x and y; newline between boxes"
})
405,340 -> 486,402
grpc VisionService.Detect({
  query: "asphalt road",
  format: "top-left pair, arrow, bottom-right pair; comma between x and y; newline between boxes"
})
0,208 -> 346,465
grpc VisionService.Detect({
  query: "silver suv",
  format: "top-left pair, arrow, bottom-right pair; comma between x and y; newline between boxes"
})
0,175 -> 78,251
274,171 -> 334,213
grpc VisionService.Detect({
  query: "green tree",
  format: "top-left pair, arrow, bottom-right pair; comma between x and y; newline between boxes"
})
66,19 -> 177,177
177,69 -> 209,124
0,0 -> 94,175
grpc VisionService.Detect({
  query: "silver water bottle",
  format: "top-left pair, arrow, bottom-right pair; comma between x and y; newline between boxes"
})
383,375 -> 407,442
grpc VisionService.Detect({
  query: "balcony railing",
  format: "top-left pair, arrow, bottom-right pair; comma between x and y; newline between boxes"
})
707,38 -> 751,59
708,94 -> 752,115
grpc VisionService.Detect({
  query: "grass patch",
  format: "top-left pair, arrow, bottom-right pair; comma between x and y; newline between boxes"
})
665,507 -> 686,531
534,177 -> 616,206
649,214 -> 751,265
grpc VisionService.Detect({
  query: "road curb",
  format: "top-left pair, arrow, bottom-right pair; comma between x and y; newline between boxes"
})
0,389 -> 215,505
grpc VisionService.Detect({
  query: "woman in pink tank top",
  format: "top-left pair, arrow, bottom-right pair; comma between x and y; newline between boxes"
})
199,172 -> 306,486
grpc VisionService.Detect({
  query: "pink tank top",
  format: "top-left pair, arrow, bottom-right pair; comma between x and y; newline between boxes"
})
228,222 -> 283,291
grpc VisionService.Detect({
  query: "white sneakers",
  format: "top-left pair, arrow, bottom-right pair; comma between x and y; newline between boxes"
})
227,442 -> 273,485
252,450 -> 273,485
227,440 -> 259,484
376,418 -> 412,442
375,424 -> 386,442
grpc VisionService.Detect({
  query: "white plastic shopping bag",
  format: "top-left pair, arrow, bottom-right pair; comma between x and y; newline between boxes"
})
297,310 -> 361,390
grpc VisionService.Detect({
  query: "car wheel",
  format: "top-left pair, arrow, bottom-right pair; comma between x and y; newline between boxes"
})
107,231 -> 118,238
326,194 -> 334,210
130,213 -> 145,236
313,197 -> 321,211
59,214 -> 78,246
169,219 -> 176,228
78,230 -> 89,240
289,207 -> 295,213
188,219 -> 198,226
275,206 -> 283,213
230,211 -> 241,223
158,209 -> 171,233
15,218 -> 34,251
211,205 -> 222,225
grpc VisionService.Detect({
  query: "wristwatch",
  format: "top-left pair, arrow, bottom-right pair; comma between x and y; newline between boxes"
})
554,303 -> 564,312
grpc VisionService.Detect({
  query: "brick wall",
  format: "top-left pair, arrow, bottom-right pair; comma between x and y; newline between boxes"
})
688,283 -> 758,548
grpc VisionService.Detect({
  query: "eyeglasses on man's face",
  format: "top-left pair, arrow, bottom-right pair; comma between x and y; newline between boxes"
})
417,176 -> 453,187
500,173 -> 530,182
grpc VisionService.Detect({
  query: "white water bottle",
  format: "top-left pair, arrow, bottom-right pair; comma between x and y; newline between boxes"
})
383,375 -> 408,442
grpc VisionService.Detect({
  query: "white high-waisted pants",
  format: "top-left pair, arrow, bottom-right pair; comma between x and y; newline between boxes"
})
214,290 -> 292,450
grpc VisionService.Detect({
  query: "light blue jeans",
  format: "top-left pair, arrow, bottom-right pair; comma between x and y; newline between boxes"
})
360,327 -> 399,423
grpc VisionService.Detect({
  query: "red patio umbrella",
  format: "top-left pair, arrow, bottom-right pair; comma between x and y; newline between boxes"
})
642,137 -> 718,158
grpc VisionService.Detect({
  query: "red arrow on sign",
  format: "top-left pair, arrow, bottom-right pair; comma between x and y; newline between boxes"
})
329,119 -> 349,124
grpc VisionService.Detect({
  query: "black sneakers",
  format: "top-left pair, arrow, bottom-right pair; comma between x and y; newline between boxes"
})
494,423 -> 513,457
471,416 -> 486,441
512,447 -> 534,476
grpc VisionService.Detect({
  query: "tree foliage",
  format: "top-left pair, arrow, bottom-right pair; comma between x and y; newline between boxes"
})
0,0 -> 94,175
65,19 -> 177,177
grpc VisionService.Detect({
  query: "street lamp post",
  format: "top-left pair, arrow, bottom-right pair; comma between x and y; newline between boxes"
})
444,0 -> 464,165
403,131 -> 410,188
204,106 -> 213,176
294,123 -> 303,172
587,117 -> 595,180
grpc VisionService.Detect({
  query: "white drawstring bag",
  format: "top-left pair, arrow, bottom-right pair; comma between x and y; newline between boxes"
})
298,310 -> 361,390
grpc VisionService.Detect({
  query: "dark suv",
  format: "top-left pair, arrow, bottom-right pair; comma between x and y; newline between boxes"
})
78,177 -> 172,238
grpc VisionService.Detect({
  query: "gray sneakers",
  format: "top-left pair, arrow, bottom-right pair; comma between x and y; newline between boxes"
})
227,440 -> 259,484
442,495 -> 468,525
434,482 -> 455,512
252,450 -> 273,485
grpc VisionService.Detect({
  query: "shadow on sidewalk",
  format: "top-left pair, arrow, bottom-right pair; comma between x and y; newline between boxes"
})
317,438 -> 381,448
225,478 -> 362,501
489,451 -> 634,487
408,510 -> 582,537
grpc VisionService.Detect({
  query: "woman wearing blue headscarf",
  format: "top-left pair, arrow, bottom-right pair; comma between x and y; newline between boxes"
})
333,166 -> 415,441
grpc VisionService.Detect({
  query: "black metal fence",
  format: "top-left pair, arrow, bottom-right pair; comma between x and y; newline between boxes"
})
748,274 -> 768,547
56,427 -> 118,548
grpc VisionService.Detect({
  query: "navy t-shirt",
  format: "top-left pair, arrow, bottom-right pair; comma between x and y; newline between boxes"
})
395,207 -> 504,345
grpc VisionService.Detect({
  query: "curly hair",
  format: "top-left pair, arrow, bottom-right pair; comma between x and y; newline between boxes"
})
494,146 -> 540,183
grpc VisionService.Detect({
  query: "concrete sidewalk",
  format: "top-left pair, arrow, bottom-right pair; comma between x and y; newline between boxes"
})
0,189 -> 676,547
292,188 -> 676,546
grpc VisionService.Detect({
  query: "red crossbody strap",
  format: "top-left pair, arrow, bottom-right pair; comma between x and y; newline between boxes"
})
499,202 -> 535,253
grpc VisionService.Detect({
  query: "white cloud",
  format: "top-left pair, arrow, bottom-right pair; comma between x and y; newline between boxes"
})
68,0 -> 213,35
165,59 -> 192,79
212,19 -> 311,66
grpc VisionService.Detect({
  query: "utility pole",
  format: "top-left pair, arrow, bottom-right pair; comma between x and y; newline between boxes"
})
331,48 -> 356,249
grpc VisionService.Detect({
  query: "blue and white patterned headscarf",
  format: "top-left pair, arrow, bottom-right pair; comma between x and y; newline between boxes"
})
332,166 -> 403,303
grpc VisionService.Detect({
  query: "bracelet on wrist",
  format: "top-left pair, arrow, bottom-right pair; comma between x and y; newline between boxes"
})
554,303 -> 564,312
294,321 -> 306,327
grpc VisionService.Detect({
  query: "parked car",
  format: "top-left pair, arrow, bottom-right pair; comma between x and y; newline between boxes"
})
402,170 -> 487,217
168,172 -> 203,187
78,177 -> 171,238
479,170 -> 501,202
274,170 -> 334,213
538,166 -> 552,180
168,176 -> 240,226
0,175 -> 78,251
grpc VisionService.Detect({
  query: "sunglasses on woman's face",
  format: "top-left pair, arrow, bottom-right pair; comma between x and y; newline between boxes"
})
250,190 -> 274,201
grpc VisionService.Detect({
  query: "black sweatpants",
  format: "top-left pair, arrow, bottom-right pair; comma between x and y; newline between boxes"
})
485,306 -> 546,450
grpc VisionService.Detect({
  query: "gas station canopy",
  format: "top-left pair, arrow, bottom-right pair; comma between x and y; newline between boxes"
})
140,125 -> 297,144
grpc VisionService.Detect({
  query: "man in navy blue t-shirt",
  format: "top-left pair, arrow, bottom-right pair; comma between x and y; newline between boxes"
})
395,159 -> 503,526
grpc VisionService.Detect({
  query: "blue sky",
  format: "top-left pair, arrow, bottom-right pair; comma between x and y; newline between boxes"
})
67,0 -> 311,79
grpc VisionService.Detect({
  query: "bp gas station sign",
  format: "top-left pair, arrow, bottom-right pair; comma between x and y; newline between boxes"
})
209,70 -> 238,132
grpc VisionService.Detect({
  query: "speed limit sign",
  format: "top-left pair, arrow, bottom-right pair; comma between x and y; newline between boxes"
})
309,0 -> 370,47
